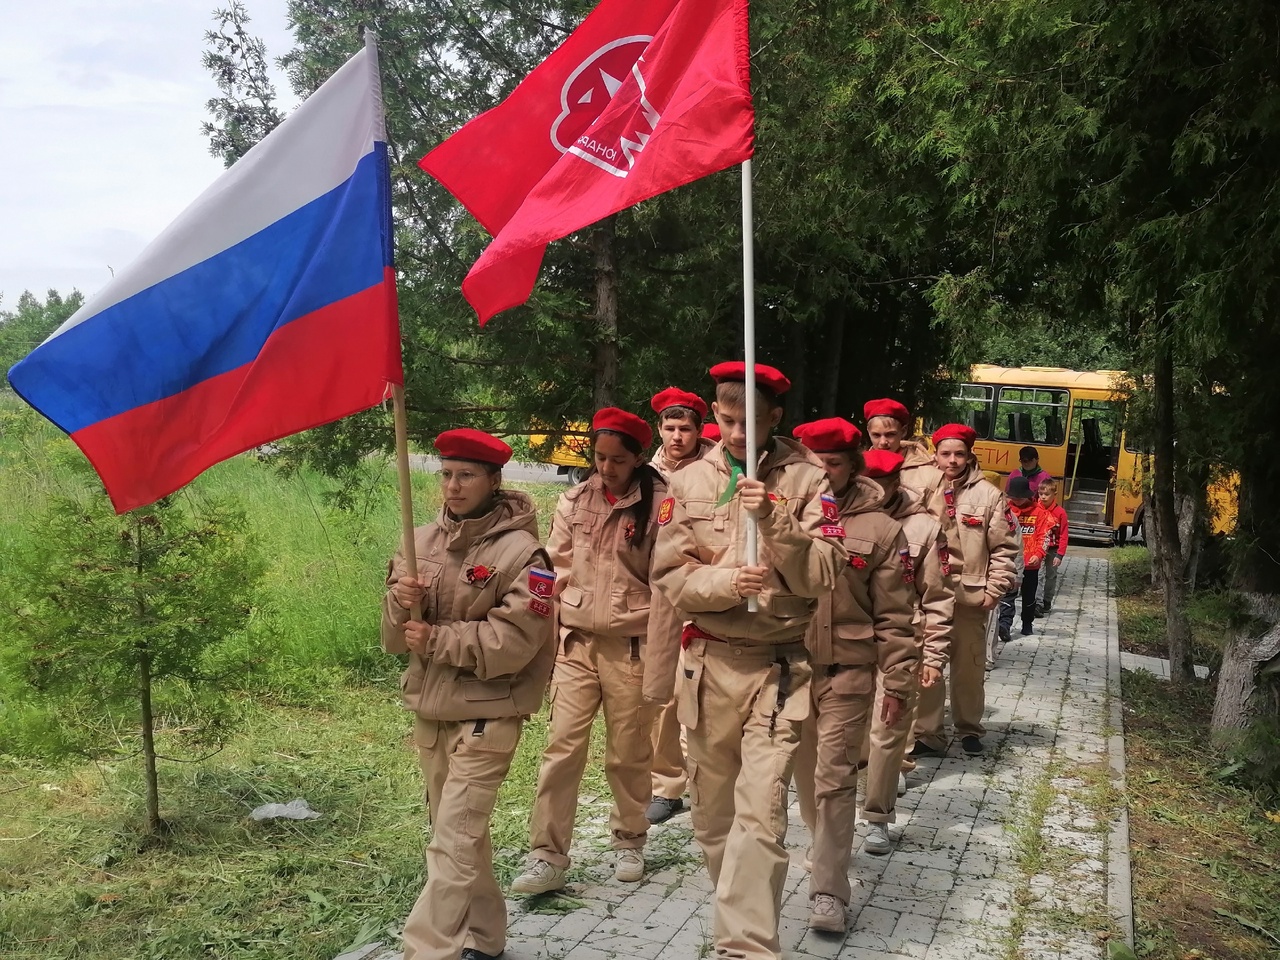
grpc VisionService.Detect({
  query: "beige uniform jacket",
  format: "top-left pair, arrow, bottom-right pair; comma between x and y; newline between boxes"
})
653,437 -> 847,645
884,487 -> 955,671
804,477 -> 918,696
545,473 -> 684,704
929,463 -> 1019,606
382,490 -> 555,722
899,440 -> 943,497
650,437 -> 716,479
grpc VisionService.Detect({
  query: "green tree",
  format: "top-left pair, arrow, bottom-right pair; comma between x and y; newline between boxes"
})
202,0 -> 283,167
0,289 -> 85,383
3,493 -> 267,835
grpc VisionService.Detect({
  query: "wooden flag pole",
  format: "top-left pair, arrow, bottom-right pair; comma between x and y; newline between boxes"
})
392,382 -> 423,622
742,158 -> 759,614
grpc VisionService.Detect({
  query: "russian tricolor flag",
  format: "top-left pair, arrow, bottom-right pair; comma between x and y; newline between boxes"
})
7,37 -> 402,513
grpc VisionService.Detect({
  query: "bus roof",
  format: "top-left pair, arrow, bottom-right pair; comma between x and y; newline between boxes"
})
969,364 -> 1130,393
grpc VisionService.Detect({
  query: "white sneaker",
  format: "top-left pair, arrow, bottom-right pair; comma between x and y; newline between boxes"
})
808,893 -> 847,933
864,822 -> 892,856
510,857 -> 566,895
614,848 -> 644,882
897,773 -> 908,797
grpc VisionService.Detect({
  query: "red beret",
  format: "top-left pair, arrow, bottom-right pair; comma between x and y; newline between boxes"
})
863,449 -> 905,478
932,423 -> 978,449
863,398 -> 911,426
434,428 -> 513,466
651,386 -> 708,419
592,407 -> 653,449
701,422 -> 722,441
709,361 -> 791,396
793,417 -> 863,453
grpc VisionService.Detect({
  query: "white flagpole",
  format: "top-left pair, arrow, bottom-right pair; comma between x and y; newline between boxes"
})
742,159 -> 759,614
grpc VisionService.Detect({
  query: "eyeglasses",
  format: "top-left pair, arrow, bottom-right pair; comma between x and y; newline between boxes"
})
440,470 -> 486,487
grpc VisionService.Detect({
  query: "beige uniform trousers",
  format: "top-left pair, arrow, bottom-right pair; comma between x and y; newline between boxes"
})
915,604 -> 991,745
683,641 -> 811,960
650,696 -> 689,798
794,666 -> 875,904
860,638 -> 924,823
527,629 -> 654,867
401,714 -> 523,960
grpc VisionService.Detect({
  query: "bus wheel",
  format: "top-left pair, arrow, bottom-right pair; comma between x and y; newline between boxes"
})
567,466 -> 589,485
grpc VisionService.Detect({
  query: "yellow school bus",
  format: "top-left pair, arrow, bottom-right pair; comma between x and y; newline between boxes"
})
933,365 -> 1237,543
930,366 -> 1146,543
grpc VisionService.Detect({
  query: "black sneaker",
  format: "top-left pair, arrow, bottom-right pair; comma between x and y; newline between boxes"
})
998,625 -> 1011,643
910,739 -> 944,758
460,950 -> 504,960
1021,622 -> 1034,636
1033,605 -> 1045,619
645,796 -> 684,824
961,736 -> 983,756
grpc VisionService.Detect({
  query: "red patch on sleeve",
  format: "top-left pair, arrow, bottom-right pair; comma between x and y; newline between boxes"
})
821,524 -> 846,538
657,497 -> 675,526
938,543 -> 952,577
528,567 -> 555,599
899,547 -> 916,584
528,598 -> 551,618
820,493 -> 839,522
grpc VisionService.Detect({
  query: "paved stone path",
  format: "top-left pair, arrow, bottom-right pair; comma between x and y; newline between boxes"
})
352,554 -> 1131,960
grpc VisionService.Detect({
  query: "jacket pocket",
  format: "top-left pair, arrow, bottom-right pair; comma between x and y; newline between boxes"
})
958,574 -> 989,606
625,591 -> 650,612
768,594 -> 812,620
462,678 -> 513,702
677,656 -> 704,730
560,585 -> 584,608
829,663 -> 875,698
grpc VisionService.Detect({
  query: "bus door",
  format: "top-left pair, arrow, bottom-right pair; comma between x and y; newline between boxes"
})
1061,396 -> 1125,540
1112,429 -> 1144,535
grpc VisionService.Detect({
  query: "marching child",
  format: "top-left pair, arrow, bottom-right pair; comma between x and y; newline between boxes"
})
512,408 -> 682,895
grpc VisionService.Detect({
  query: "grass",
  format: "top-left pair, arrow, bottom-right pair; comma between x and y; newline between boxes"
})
1120,648 -> 1280,958
0,394 -> 645,958
1110,547 -> 1251,671
0,685 -> 644,959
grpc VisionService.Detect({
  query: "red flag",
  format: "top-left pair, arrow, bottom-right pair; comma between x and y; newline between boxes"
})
420,0 -> 753,324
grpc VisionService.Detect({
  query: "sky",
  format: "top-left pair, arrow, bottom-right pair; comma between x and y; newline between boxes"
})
0,0 -> 297,309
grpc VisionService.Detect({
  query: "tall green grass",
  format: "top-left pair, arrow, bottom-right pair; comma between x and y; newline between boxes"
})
0,395 -> 567,709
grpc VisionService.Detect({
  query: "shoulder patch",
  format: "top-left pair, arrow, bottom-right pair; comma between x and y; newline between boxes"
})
899,547 -> 916,584
528,597 -> 551,618
528,567 -> 555,599
657,497 -> 675,526
821,523 -> 846,539
820,493 -> 839,522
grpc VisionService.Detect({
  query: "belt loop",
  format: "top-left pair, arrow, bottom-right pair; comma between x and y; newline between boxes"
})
629,637 -> 640,661
472,719 -> 487,737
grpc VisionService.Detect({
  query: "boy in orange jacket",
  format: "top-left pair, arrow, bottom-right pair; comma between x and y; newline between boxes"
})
997,476 -> 1056,639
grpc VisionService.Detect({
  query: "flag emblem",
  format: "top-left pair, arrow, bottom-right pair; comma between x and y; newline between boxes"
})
821,494 -> 839,522
528,567 -> 556,599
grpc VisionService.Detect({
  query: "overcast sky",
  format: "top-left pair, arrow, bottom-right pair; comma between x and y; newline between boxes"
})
0,0 -> 297,309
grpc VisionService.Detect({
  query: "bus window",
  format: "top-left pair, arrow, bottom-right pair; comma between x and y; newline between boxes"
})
993,387 -> 1069,446
928,383 -> 994,438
